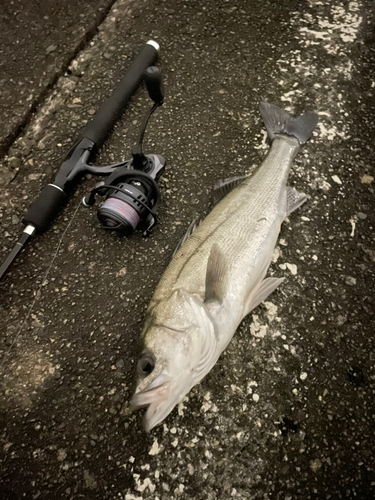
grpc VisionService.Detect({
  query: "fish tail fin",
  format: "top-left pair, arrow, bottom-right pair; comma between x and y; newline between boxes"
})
259,101 -> 319,144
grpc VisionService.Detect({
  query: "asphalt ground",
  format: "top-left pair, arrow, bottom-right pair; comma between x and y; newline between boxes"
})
0,0 -> 374,499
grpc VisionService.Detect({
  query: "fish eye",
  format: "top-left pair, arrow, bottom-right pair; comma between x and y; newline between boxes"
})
137,354 -> 155,375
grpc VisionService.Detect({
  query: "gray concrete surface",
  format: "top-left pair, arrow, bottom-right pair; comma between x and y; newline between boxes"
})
0,0 -> 374,498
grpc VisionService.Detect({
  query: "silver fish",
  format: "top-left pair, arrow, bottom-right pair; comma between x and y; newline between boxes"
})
131,102 -> 319,431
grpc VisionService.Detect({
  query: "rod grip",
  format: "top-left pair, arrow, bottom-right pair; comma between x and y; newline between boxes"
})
22,184 -> 68,233
81,41 -> 159,148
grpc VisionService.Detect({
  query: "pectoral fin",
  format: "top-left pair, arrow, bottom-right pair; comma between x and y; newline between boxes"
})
242,277 -> 285,319
188,295 -> 217,384
205,244 -> 228,304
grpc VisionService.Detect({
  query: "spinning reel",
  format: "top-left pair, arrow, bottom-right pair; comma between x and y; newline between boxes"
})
83,66 -> 165,237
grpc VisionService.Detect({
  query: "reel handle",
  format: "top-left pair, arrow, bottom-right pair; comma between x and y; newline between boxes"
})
81,41 -> 159,149
145,66 -> 164,104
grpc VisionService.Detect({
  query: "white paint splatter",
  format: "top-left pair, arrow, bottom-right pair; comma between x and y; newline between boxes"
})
125,493 -> 143,500
149,439 -> 161,456
276,0 -> 362,142
250,314 -> 268,338
133,475 -> 156,493
264,301 -> 279,322
286,263 -> 298,275
271,246 -> 281,263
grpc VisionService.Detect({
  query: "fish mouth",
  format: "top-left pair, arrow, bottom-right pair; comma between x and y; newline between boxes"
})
131,373 -> 171,408
130,372 -> 192,432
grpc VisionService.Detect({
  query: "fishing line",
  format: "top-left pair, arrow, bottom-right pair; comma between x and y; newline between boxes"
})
0,199 -> 83,368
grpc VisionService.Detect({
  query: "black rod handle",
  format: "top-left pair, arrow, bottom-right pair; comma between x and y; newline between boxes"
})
22,184 -> 68,233
81,40 -> 159,149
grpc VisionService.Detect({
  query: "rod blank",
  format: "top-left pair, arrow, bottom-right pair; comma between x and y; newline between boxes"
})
81,41 -> 159,149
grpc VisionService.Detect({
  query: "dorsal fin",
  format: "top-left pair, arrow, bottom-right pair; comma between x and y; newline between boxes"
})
172,220 -> 198,258
212,175 -> 248,205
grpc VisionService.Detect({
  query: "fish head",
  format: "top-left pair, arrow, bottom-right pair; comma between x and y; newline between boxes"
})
131,290 -> 216,431
131,327 -> 195,432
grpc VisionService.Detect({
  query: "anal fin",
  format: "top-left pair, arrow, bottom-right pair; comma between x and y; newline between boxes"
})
242,277 -> 285,319
286,186 -> 307,216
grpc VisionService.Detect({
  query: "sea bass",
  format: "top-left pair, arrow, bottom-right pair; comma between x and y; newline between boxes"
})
131,102 -> 318,431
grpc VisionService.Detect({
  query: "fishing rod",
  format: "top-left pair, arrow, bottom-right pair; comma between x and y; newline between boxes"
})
0,40 -> 166,281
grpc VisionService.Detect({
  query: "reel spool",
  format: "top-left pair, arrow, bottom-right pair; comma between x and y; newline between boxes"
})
84,156 -> 164,237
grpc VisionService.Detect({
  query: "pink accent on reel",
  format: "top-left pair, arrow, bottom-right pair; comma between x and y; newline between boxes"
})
101,198 -> 140,229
